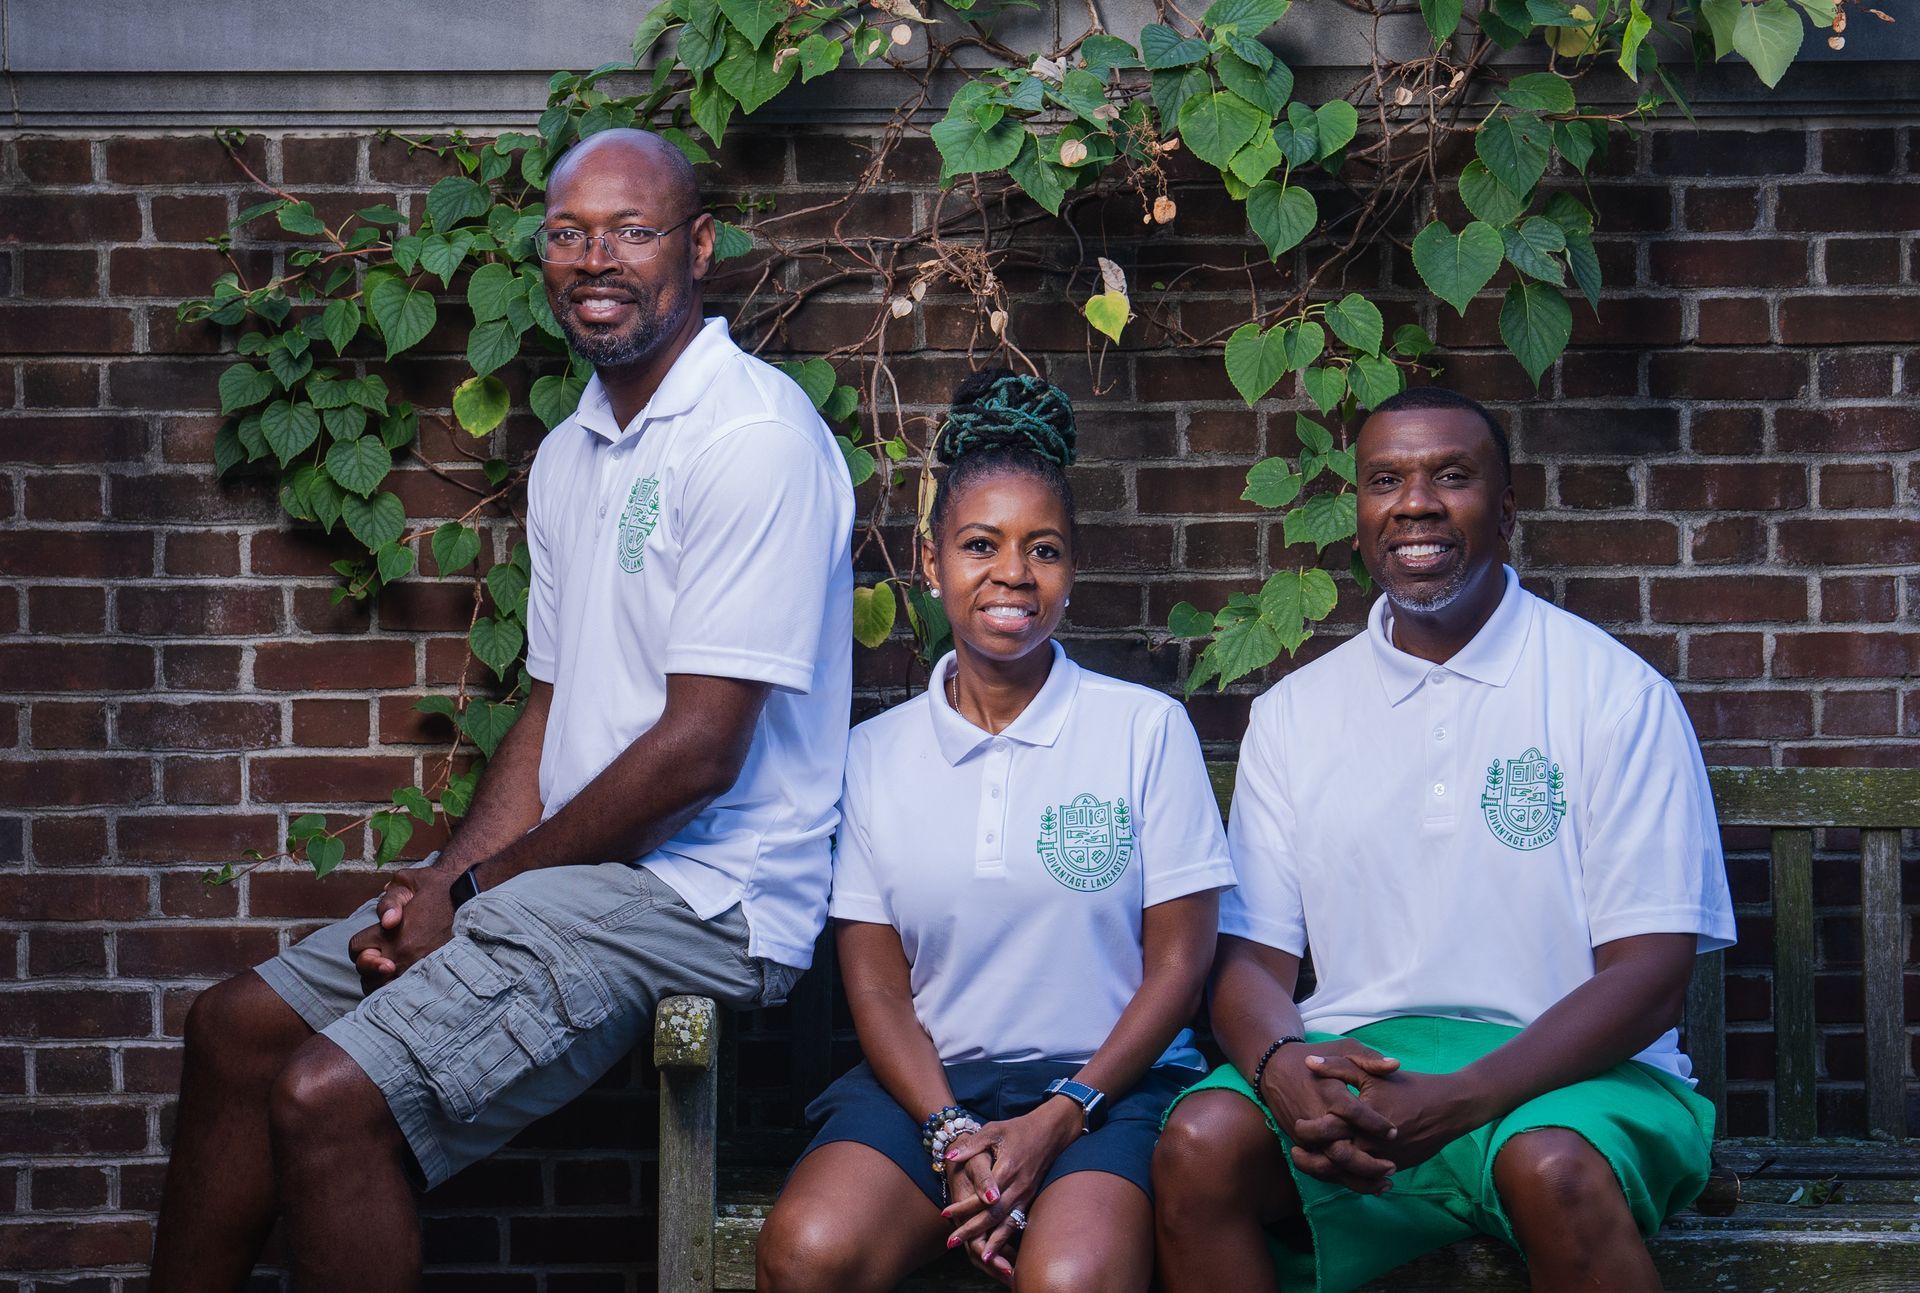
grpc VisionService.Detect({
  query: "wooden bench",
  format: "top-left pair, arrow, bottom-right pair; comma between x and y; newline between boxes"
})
653,765 -> 1920,1291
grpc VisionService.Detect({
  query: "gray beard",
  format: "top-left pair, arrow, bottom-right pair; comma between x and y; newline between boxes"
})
559,312 -> 664,368
1379,559 -> 1474,614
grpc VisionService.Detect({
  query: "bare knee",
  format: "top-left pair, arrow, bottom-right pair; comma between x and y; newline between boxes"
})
183,972 -> 308,1076
1015,1250 -> 1131,1293
1496,1130 -> 1635,1244
756,1199 -> 879,1293
267,1038 -> 395,1162
1154,1093 -> 1283,1217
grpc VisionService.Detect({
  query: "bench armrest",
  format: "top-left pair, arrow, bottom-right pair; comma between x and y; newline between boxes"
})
655,994 -> 720,1070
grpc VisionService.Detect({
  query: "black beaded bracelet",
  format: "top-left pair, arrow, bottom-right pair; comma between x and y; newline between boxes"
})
1250,1034 -> 1306,1098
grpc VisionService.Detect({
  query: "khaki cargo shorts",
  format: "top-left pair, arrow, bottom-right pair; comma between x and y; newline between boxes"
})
256,860 -> 799,1187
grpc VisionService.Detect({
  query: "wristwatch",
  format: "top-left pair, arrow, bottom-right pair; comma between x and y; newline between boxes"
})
1043,1077 -> 1107,1132
448,867 -> 482,910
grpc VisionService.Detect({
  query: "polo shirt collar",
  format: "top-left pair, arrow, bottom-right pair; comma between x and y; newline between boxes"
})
1367,565 -> 1532,705
928,640 -> 1080,765
571,316 -> 736,443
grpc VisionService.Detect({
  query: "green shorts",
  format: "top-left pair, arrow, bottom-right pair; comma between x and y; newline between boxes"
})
1165,1016 -> 1715,1293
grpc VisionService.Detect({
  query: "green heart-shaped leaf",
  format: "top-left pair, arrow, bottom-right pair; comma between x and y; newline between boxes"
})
1283,491 -> 1357,552
261,399 -> 321,465
452,374 -> 510,437
1177,91 -> 1267,169
1502,216 -> 1568,286
1459,160 -> 1528,228
1167,601 -> 1217,639
1242,456 -> 1304,509
1499,280 -> 1573,386
1412,219 -> 1504,316
852,582 -> 897,649
1084,291 -> 1130,342
1300,365 -> 1347,414
342,490 -> 405,550
218,363 -> 276,414
1278,320 -> 1325,373
1476,113 -> 1552,198
1224,322 -> 1289,406
432,522 -> 483,575
1323,293 -> 1384,356
368,277 -> 437,360
468,616 -> 525,680
325,434 -> 392,498
1247,181 -> 1318,260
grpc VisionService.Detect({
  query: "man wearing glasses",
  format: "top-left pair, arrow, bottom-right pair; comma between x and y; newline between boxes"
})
150,129 -> 855,1293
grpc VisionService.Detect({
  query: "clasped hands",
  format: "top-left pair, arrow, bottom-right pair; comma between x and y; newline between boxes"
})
937,1098 -> 1083,1287
344,857 -> 464,995
1259,1039 -> 1479,1195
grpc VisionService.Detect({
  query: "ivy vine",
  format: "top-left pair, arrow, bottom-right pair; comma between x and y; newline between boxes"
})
185,0 -> 1833,875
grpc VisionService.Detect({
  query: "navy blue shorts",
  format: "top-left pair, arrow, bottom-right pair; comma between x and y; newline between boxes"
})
796,1058 -> 1198,1208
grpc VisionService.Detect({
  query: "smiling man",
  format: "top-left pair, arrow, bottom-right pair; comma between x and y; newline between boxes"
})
1153,387 -> 1735,1293
149,129 -> 854,1293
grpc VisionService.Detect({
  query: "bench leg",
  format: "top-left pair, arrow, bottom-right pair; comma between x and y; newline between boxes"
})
657,996 -> 720,1293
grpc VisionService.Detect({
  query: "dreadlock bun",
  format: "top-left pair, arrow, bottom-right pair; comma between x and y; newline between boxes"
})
934,369 -> 1077,468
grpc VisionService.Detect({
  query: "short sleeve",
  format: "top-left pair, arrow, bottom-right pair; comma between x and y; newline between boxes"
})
827,737 -> 890,925
1219,690 -> 1308,955
1581,681 -> 1736,953
1136,703 -> 1236,907
524,448 -> 561,683
665,420 -> 847,692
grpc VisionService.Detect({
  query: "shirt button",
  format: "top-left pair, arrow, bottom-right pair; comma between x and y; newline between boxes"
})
992,739 -> 1009,753
985,833 -> 996,843
990,787 -> 1000,799
598,504 -> 608,518
1434,727 -> 1448,741
1429,671 -> 1446,686
1433,782 -> 1447,797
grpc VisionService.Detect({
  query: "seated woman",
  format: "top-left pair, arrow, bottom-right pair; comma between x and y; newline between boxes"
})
757,370 -> 1234,1293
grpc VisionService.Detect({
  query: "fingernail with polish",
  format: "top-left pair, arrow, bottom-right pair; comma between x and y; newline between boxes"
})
984,1188 -> 998,1203
947,1235 -> 960,1249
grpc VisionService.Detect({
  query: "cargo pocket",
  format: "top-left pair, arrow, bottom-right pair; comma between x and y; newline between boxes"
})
371,897 -> 615,1125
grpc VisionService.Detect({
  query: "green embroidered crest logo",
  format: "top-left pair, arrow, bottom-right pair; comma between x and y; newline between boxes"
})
1036,793 -> 1133,892
617,476 -> 661,573
1481,746 -> 1567,850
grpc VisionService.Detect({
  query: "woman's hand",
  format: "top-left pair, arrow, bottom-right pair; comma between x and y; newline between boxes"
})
944,1150 -> 1014,1286
941,1097 -> 1084,1257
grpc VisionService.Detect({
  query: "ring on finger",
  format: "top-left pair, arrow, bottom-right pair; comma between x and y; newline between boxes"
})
1007,1207 -> 1027,1231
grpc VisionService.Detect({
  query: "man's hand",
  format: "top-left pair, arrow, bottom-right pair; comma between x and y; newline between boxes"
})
1260,1039 -> 1403,1194
346,861 -> 462,994
1300,1056 -> 1484,1174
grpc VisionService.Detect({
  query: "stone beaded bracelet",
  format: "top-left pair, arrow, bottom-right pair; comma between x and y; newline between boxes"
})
920,1105 -> 983,1176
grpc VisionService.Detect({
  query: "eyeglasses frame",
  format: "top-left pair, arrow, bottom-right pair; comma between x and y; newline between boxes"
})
534,212 -> 701,264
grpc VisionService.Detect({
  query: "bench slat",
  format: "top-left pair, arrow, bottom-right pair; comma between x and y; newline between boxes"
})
1709,768 -> 1920,828
658,995 -> 721,1293
1685,950 -> 1726,1127
1771,828 -> 1817,1140
1860,828 -> 1907,1140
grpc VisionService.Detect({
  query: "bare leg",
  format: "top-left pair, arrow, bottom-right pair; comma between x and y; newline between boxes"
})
757,1141 -> 952,1293
268,1035 -> 421,1293
150,971 -> 315,1293
1011,1171 -> 1153,1293
1152,1091 -> 1300,1293
1494,1128 -> 1662,1293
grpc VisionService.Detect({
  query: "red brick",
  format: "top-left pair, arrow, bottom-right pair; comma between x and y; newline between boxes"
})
0,529 -> 153,579
163,532 -> 242,577
254,640 -> 418,691
1649,576 -> 1806,624
159,868 -> 239,918
117,926 -> 281,978
281,135 -> 364,184
114,585 -> 282,637
1652,130 -> 1804,175
112,470 -> 278,522
249,754 -> 417,804
1818,353 -> 1895,400
1777,182 -> 1920,232
109,246 -> 272,300
1648,463 -> 1805,511
30,816 -> 109,865
1695,298 -> 1770,346
292,699 -> 370,747
163,756 -> 243,805
25,586 -> 108,634
1555,351 -> 1638,400
1524,520 -> 1677,567
162,644 -> 242,690
1772,632 -> 1920,679
1683,690 -> 1812,740
1561,578 -> 1639,622
1648,352 -> 1807,401
1649,240 -> 1807,288
1525,407 -> 1679,456
0,305 -> 134,355
1820,576 -> 1897,623
1823,238 -> 1901,285
118,701 -> 281,753
20,360 -> 100,408
1689,408 -> 1763,455
0,414 -> 148,463
123,1045 -> 184,1094
1779,296 -> 1920,345
0,757 -> 152,807
378,583 -> 479,633
103,134 -> 265,184
0,1219 -> 152,1267
0,643 -> 153,692
1681,188 -> 1757,233
0,194 -> 142,243
29,929 -> 109,977
250,528 -> 367,577
1776,407 -> 1920,453
1777,518 -> 1920,567
18,249 -> 102,299
1819,128 -> 1901,175
248,868 -> 388,919
34,1052 -> 113,1099
0,990 -> 150,1039
1686,632 -> 1763,680
150,193 -> 230,242
106,358 -> 227,411
1781,744 -> 1920,769
13,137 -> 94,184
1821,690 -> 1897,736
1818,463 -> 1894,509
31,701 -> 109,750
0,874 -> 146,922
1135,465 -> 1258,515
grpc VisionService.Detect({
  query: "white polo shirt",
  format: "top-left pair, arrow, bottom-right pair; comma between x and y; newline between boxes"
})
524,317 -> 854,969
1221,567 -> 1735,1082
831,643 -> 1236,1066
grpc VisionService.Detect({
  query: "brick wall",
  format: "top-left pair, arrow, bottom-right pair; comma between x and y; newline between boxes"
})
0,119 -> 1915,1289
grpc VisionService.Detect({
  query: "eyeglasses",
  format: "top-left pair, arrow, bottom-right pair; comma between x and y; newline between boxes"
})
534,213 -> 698,264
